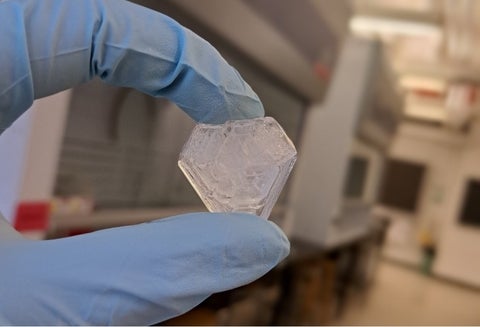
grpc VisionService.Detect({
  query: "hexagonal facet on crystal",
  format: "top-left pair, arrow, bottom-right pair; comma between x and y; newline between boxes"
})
178,117 -> 297,218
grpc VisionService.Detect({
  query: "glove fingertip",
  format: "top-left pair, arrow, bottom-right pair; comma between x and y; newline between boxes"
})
218,213 -> 290,279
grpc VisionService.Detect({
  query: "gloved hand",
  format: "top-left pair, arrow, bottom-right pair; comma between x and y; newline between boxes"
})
0,0 -> 290,325
0,0 -> 264,133
0,213 -> 289,325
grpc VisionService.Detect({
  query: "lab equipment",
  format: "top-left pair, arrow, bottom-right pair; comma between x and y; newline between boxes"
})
178,117 -> 297,219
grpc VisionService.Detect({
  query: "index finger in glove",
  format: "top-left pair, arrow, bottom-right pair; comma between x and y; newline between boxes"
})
0,0 -> 264,134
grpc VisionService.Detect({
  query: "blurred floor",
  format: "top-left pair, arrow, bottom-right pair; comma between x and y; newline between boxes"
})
334,260 -> 480,325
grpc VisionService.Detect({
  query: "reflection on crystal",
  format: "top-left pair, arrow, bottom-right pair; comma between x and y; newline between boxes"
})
178,117 -> 297,218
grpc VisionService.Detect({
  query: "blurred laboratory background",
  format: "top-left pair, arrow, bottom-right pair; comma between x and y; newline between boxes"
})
1,0 -> 480,325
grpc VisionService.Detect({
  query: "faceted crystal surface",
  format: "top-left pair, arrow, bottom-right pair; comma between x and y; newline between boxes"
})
178,117 -> 297,218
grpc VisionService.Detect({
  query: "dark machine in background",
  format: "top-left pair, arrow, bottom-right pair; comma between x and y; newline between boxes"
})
379,159 -> 426,213
459,179 -> 480,227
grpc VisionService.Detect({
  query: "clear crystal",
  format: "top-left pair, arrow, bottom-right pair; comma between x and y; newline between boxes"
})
178,117 -> 297,218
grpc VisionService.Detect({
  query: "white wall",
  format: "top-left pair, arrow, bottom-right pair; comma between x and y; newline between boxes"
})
434,123 -> 480,287
379,121 -> 480,287
19,91 -> 70,201
287,37 -> 379,245
0,109 -> 33,221
0,91 -> 70,223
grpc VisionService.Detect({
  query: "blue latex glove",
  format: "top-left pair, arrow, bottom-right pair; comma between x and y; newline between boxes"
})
0,0 -> 289,325
0,0 -> 264,133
